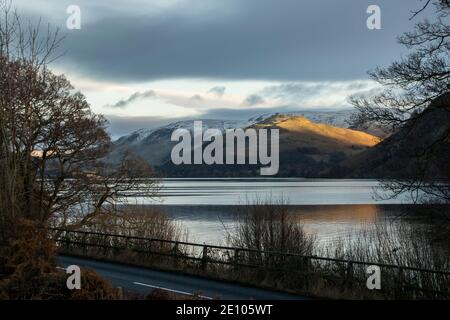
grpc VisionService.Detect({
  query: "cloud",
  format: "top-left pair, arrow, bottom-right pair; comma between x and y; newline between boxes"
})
104,86 -> 243,111
103,79 -> 379,117
191,94 -> 204,101
257,81 -> 380,108
105,114 -> 184,139
109,90 -> 155,108
34,0 -> 419,82
208,86 -> 226,97
243,94 -> 265,106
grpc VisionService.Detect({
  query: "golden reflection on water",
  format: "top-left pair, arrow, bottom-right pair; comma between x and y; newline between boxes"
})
290,204 -> 380,223
288,205 -> 383,244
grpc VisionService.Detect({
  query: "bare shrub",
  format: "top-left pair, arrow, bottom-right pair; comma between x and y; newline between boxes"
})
227,198 -> 316,255
322,221 -> 450,299
83,205 -> 187,242
54,206 -> 191,272
225,197 -> 317,288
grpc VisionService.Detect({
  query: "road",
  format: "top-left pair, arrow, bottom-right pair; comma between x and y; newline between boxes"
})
58,255 -> 304,300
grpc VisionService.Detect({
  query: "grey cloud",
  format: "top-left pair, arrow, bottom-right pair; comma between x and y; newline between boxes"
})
42,0 -> 422,82
208,86 -> 226,97
259,81 -> 377,102
243,94 -> 265,106
191,94 -> 204,101
108,90 -> 155,108
261,83 -> 327,100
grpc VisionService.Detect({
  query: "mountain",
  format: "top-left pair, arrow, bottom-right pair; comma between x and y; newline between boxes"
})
255,114 -> 380,155
108,97 -> 449,179
339,93 -> 450,179
109,110 -> 360,168
158,115 -> 380,177
247,109 -> 354,128
109,119 -> 255,167
108,110 -> 384,177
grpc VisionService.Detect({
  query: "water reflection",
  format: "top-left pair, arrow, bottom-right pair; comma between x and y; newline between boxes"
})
151,204 -> 404,246
126,179 -> 417,245
141,178 -> 412,205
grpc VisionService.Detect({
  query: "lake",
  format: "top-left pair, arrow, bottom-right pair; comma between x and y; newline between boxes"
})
130,178 -> 418,245
152,178 -> 410,205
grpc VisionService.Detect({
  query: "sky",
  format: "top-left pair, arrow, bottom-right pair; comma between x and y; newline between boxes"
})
12,0 -> 435,138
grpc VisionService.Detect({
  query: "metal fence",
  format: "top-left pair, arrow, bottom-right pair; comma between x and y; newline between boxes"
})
50,227 -> 450,298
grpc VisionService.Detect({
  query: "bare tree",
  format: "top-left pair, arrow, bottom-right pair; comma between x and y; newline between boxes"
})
0,1 -> 159,243
350,1 -> 450,206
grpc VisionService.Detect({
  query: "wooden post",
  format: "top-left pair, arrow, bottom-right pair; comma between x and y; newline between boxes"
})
345,262 -> 354,288
202,245 -> 208,271
103,234 -> 108,256
147,239 -> 153,261
82,233 -> 87,255
234,249 -> 240,271
397,267 -> 404,297
173,242 -> 179,267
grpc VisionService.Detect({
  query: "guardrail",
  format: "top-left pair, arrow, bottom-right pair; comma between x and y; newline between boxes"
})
49,227 -> 450,298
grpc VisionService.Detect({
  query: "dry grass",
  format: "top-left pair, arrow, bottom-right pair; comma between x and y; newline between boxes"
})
81,205 -> 188,242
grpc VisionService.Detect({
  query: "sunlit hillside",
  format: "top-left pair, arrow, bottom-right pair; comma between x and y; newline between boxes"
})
255,115 -> 381,158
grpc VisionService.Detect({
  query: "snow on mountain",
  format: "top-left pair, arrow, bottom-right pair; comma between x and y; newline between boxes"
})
248,110 -> 354,128
115,110 -> 355,144
109,110 -> 360,167
115,119 -> 255,146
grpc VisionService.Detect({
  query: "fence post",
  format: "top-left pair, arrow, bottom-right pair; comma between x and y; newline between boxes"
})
82,232 -> 87,255
397,267 -> 405,298
202,245 -> 208,271
234,249 -> 240,271
103,234 -> 108,256
173,242 -> 179,267
345,262 -> 354,288
124,237 -> 129,250
146,239 -> 153,261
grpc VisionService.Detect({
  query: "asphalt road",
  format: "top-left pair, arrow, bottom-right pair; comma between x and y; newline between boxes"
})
58,255 -> 304,300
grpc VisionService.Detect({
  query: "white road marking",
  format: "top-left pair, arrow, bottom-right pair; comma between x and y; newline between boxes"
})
133,281 -> 213,300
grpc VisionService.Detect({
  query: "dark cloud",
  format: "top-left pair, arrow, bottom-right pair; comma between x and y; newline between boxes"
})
48,0 -> 421,82
243,94 -> 265,106
260,81 -> 376,101
208,86 -> 226,97
108,90 -> 155,108
191,94 -> 204,101
261,83 -> 328,100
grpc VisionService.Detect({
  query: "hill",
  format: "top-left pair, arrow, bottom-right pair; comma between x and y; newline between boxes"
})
156,115 -> 381,177
339,93 -> 450,179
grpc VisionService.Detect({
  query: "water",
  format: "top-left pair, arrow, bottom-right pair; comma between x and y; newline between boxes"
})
129,178 -> 418,245
148,178 -> 411,205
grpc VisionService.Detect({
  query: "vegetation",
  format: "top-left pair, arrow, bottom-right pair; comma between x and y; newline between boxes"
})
224,202 -> 449,299
78,205 -> 187,241
0,1 -> 159,299
0,0 -> 449,300
350,0 -> 450,207
226,197 -> 316,265
54,200 -> 449,300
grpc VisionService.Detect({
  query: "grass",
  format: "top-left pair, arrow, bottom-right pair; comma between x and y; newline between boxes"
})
53,202 -> 450,300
